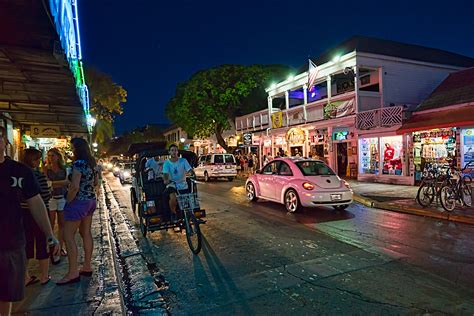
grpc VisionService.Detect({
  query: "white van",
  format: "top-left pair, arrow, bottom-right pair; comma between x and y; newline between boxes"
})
195,153 -> 237,182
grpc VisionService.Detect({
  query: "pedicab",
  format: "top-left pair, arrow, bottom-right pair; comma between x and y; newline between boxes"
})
127,142 -> 206,254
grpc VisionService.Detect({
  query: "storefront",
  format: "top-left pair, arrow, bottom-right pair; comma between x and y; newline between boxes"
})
411,128 -> 457,181
286,127 -> 306,157
461,127 -> 474,168
309,129 -> 328,160
358,132 -> 411,184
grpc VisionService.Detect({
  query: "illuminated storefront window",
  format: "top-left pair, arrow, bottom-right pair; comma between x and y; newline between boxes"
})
359,137 -> 379,174
380,136 -> 403,175
461,128 -> 474,168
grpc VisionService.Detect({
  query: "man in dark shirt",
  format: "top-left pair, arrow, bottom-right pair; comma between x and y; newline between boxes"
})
0,126 -> 59,316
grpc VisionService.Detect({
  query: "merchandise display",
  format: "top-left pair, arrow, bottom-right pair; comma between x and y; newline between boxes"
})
359,138 -> 379,174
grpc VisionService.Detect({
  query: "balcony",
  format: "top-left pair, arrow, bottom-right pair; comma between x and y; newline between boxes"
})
235,109 -> 269,132
356,106 -> 405,130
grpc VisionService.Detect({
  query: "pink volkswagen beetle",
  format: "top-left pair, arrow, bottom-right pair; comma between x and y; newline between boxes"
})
245,158 -> 353,212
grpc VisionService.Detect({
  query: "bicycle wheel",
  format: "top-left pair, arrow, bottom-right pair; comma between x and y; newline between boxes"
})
440,186 -> 456,212
416,182 -> 435,207
461,176 -> 472,207
184,211 -> 202,254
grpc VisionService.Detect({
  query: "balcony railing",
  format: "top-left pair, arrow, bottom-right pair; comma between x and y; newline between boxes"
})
235,109 -> 269,132
356,106 -> 404,130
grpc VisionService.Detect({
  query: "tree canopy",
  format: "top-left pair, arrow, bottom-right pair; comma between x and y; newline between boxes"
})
85,67 -> 127,144
165,64 -> 290,152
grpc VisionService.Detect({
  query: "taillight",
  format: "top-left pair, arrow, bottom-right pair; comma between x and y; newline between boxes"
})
343,180 -> 350,188
302,182 -> 315,190
145,200 -> 156,215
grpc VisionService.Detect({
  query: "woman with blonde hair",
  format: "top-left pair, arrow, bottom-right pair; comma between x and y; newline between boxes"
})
45,148 -> 68,263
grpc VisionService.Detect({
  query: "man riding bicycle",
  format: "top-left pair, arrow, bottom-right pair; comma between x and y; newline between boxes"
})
163,144 -> 196,221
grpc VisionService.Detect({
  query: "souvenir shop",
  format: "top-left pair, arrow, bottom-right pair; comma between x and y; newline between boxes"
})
309,129 -> 328,160
411,128 -> 457,182
357,131 -> 411,185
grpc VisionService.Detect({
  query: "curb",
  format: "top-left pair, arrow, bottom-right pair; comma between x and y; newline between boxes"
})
102,181 -> 168,314
353,193 -> 474,225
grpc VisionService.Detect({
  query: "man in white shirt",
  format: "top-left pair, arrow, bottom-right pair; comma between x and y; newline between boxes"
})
163,144 -> 195,219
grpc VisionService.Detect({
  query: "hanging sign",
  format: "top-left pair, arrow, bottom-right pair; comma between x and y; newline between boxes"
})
264,139 -> 272,147
286,128 -> 306,145
252,136 -> 260,146
243,133 -> 252,146
30,126 -> 60,138
325,99 -> 355,119
271,111 -> 283,129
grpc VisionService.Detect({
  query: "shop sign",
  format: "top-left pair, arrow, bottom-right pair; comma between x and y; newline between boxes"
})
414,129 -> 455,141
336,79 -> 355,94
286,128 -> 305,145
55,139 -> 68,148
264,139 -> 272,147
333,131 -> 349,141
227,136 -> 237,147
252,136 -> 260,146
271,111 -> 283,129
324,99 -> 355,119
243,133 -> 252,146
30,126 -> 60,138
275,137 -> 284,145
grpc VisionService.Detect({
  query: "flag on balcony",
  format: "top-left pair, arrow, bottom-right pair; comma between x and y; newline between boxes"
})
308,59 -> 319,92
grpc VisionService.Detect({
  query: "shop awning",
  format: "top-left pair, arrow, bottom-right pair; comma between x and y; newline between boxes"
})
397,106 -> 474,134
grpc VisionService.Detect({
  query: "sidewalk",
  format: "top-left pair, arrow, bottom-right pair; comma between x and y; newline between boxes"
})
12,187 -> 124,315
348,180 -> 474,225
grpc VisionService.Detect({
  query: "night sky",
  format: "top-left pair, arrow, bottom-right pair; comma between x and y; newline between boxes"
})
80,0 -> 474,135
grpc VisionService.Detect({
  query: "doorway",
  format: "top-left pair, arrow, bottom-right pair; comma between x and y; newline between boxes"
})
290,146 -> 303,157
336,142 -> 348,177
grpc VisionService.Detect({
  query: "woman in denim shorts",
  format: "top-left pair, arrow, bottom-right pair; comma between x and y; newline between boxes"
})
57,138 -> 98,285
45,148 -> 68,263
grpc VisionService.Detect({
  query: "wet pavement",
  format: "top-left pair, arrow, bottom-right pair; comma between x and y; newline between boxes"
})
13,186 -> 123,315
108,174 -> 474,314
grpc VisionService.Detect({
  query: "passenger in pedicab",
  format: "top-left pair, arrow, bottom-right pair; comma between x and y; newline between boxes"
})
162,144 -> 196,224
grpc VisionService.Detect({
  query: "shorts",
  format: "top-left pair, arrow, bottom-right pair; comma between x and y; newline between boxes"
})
64,199 -> 97,221
164,184 -> 190,195
0,247 -> 26,301
49,197 -> 66,211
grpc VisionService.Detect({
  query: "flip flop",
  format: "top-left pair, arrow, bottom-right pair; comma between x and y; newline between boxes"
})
60,248 -> 68,256
51,256 -> 61,265
41,276 -> 51,285
79,270 -> 93,277
25,276 -> 39,287
56,276 -> 80,286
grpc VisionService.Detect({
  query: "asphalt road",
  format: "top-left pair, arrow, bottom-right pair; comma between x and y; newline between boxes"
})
107,174 -> 474,315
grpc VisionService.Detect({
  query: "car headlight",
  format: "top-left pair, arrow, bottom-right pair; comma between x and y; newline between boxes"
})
124,171 -> 130,177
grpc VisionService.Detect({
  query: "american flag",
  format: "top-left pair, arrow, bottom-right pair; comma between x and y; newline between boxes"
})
307,59 -> 319,92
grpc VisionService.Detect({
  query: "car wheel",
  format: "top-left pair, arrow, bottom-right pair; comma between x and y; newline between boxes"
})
204,172 -> 210,182
285,189 -> 301,213
130,189 -> 137,214
246,182 -> 258,201
333,205 -> 348,211
228,177 -> 234,182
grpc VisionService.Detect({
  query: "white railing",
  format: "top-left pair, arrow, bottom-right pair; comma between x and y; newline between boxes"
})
235,109 -> 269,132
356,106 -> 404,130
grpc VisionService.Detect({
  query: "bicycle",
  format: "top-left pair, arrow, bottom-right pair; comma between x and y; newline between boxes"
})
175,179 -> 203,254
416,164 -> 450,207
439,162 -> 473,212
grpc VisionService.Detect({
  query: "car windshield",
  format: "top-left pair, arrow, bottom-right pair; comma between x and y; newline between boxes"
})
296,161 -> 335,176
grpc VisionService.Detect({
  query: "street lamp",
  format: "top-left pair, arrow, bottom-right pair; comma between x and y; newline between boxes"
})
92,142 -> 98,148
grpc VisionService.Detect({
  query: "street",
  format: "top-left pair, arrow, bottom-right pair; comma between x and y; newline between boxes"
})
107,174 -> 474,315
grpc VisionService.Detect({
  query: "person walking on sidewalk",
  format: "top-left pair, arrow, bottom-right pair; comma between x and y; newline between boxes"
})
57,138 -> 98,285
21,149 -> 52,286
0,126 -> 59,316
45,148 -> 69,263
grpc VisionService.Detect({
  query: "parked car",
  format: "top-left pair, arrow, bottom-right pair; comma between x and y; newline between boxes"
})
118,162 -> 135,184
195,153 -> 237,182
245,158 -> 353,212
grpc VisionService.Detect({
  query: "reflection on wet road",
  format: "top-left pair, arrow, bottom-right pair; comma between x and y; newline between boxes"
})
108,175 -> 474,314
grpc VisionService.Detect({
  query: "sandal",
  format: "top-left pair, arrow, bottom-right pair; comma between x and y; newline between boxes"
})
25,276 -> 39,287
60,248 -> 68,256
51,256 -> 61,265
56,276 -> 80,286
41,276 -> 51,285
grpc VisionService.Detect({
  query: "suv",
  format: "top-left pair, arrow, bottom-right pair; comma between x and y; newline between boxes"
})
195,153 -> 237,182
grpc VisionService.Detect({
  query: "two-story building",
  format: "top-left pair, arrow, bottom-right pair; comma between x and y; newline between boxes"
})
235,36 -> 474,184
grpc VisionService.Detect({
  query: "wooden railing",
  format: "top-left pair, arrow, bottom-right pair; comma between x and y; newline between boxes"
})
356,106 -> 404,130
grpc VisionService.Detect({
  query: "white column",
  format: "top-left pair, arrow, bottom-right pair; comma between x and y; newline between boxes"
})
285,91 -> 290,126
303,84 -> 308,122
378,67 -> 384,108
267,96 -> 273,128
354,66 -> 359,113
327,75 -> 332,102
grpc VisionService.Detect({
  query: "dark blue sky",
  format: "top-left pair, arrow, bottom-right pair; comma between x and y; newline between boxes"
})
80,0 -> 474,134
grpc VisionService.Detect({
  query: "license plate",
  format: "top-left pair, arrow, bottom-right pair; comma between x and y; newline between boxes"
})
225,165 -> 231,169
330,194 -> 342,201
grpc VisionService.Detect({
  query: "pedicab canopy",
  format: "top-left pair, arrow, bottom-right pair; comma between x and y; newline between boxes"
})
126,142 -> 198,171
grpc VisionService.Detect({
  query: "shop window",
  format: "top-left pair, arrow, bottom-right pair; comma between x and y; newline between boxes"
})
359,138 -> 379,174
413,128 -> 456,181
461,128 -> 474,168
381,136 -> 403,176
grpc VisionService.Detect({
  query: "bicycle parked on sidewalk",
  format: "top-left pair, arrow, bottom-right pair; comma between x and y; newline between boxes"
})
416,163 -> 451,207
439,161 -> 473,212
